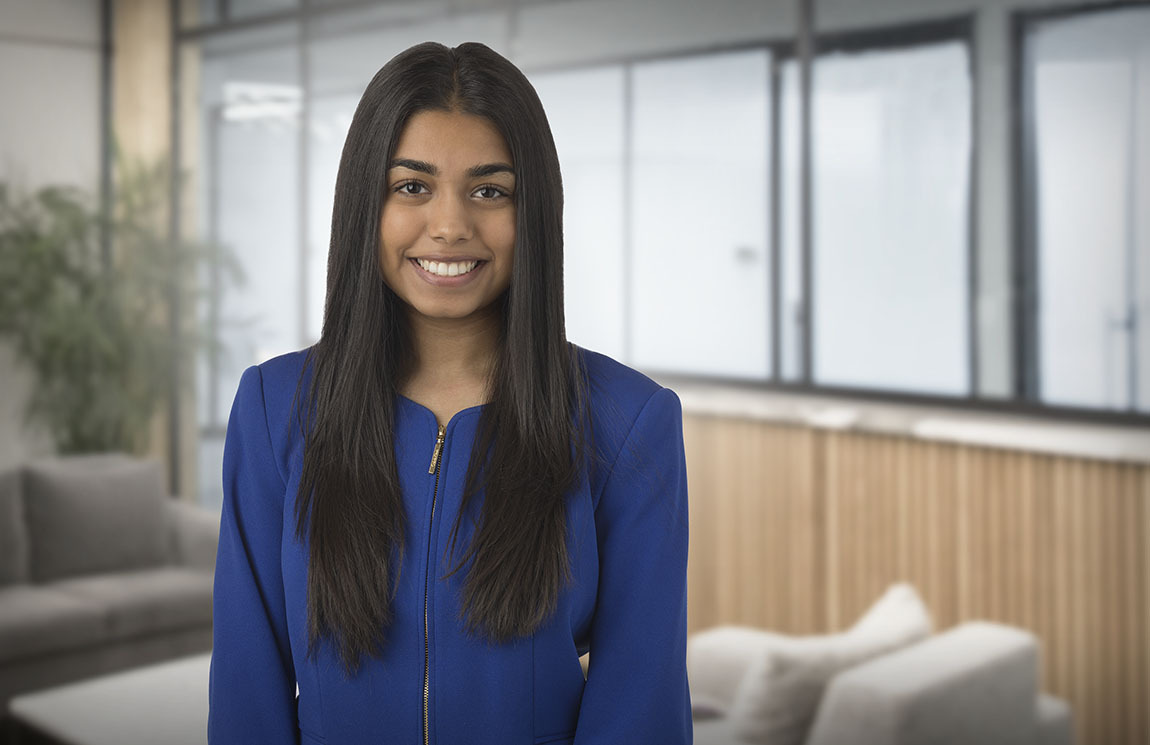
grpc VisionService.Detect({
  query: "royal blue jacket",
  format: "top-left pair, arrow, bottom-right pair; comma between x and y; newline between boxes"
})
207,344 -> 693,745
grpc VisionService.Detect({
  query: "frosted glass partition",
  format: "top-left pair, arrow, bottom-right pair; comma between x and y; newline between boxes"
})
197,27 -> 301,430
191,26 -> 301,506
1026,6 -> 1150,411
629,49 -> 772,378
531,66 -> 627,361
306,94 -> 356,343
213,104 -> 300,387
783,41 -> 972,395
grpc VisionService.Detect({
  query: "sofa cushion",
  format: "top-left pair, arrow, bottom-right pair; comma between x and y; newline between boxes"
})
24,455 -> 170,583
50,567 -> 214,640
688,626 -> 791,717
1035,692 -> 1074,745
0,467 -> 28,586
692,714 -> 746,745
728,582 -> 933,745
804,622 -> 1039,745
0,585 -> 108,665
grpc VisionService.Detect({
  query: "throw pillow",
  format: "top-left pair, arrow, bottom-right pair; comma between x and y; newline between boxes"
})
727,582 -> 933,745
24,455 -> 170,582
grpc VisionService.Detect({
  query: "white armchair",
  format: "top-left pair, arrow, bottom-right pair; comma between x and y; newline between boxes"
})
687,584 -> 1074,745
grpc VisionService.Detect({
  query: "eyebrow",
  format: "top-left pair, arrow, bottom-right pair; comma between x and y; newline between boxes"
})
389,158 -> 515,179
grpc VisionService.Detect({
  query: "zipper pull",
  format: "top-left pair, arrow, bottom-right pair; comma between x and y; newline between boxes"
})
428,424 -> 446,474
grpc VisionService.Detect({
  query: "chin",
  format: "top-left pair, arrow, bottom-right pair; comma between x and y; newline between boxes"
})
411,301 -> 483,320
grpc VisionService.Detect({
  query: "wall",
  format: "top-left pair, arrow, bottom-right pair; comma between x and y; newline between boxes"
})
0,0 -> 104,469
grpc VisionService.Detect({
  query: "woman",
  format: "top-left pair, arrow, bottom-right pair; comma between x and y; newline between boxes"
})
207,41 -> 692,745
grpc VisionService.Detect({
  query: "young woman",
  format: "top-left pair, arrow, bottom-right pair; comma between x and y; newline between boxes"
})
207,41 -> 692,745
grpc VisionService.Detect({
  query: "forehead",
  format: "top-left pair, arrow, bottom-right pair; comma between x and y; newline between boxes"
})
392,109 -> 512,166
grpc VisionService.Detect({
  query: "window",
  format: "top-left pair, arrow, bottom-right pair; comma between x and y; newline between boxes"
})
531,65 -> 628,362
781,35 -> 973,395
1021,4 -> 1150,412
535,49 -> 772,378
190,22 -> 302,506
629,49 -> 772,379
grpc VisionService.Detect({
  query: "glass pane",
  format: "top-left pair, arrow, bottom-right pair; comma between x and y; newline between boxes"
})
1026,6 -> 1150,411
531,65 -> 627,361
187,24 -> 302,505
785,40 -> 972,395
630,48 -> 771,378
306,93 -> 355,344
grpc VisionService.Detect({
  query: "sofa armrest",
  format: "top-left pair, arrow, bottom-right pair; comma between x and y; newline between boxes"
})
804,621 -> 1039,745
687,625 -> 790,716
167,499 -> 220,574
1036,692 -> 1075,745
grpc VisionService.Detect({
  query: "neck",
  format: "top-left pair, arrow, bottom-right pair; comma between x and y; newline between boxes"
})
403,304 -> 501,388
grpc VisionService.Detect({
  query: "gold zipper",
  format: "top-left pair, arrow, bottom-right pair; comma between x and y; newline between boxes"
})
424,423 -> 445,745
428,424 -> 445,474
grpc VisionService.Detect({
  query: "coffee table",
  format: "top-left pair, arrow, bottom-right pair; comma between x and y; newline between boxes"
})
7,652 -> 212,745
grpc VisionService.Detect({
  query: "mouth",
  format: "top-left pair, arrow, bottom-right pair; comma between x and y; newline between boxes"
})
410,257 -> 486,278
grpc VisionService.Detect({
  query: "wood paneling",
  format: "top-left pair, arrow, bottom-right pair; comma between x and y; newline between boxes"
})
683,412 -> 1150,745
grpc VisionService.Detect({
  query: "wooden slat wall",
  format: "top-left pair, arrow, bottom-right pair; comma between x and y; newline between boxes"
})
682,412 -> 1150,745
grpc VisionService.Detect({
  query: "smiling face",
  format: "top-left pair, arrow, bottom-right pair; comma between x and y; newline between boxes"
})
378,108 -> 516,326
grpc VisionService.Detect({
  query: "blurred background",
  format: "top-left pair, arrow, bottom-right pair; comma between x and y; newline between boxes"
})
1,0 -> 1148,743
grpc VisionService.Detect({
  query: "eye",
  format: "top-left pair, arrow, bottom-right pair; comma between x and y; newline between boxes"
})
475,184 -> 511,200
394,180 -> 428,196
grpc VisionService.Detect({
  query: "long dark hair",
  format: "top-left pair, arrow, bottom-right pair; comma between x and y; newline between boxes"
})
290,41 -> 599,678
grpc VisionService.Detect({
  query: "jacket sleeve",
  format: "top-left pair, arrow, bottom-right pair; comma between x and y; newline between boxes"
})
208,364 -> 300,744
574,386 -> 693,744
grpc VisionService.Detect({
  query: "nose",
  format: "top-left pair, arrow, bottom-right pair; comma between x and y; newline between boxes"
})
427,191 -> 474,244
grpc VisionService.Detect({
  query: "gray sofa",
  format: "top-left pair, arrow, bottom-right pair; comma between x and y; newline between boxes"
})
691,620 -> 1075,745
0,453 -> 218,734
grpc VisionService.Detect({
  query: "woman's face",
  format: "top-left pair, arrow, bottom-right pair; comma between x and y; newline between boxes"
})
378,108 -> 516,324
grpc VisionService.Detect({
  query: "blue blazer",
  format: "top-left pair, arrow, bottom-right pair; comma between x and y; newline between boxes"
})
207,344 -> 693,744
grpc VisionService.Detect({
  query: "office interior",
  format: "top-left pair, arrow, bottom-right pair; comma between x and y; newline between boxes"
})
1,0 -> 1148,744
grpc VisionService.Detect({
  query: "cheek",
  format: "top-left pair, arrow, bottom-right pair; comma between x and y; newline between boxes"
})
377,210 -> 410,285
488,212 -> 516,257
379,208 -> 418,255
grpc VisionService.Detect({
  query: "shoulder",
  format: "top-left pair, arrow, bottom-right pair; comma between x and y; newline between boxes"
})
571,343 -> 682,485
255,345 -> 314,394
573,342 -> 665,417
239,345 -> 316,462
247,345 -> 312,405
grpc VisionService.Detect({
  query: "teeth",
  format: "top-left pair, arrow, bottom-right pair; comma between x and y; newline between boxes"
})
416,258 -> 480,277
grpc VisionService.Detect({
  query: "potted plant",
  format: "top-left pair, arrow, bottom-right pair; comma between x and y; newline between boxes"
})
0,144 -> 244,454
